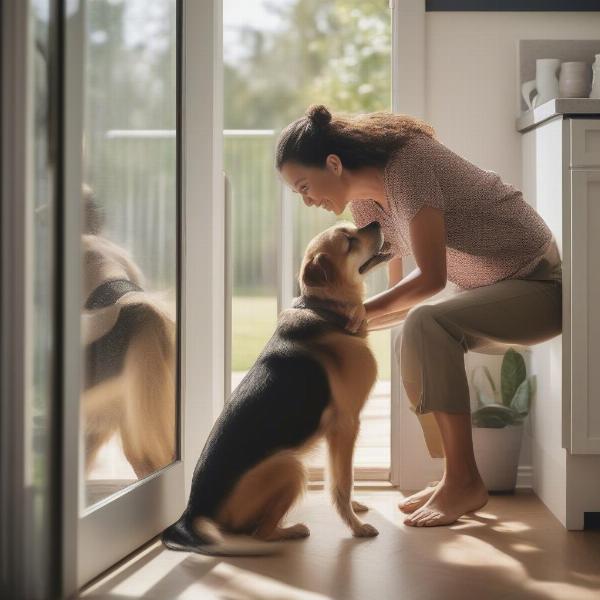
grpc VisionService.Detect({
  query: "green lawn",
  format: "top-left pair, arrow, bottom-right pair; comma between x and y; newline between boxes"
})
232,296 -> 391,380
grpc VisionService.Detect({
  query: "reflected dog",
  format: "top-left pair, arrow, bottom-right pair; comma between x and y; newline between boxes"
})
82,188 -> 176,479
162,220 -> 392,555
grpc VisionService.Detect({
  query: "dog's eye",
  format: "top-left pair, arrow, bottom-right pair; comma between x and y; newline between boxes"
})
345,236 -> 358,253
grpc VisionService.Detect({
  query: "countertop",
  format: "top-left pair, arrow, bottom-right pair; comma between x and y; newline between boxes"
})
516,98 -> 600,133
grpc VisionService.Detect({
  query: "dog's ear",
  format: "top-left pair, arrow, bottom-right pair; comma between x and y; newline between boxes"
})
302,253 -> 336,288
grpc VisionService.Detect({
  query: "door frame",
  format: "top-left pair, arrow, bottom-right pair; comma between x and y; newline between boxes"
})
389,0 -> 445,490
1,0 -> 58,596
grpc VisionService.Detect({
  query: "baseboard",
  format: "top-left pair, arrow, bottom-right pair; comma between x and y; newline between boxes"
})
308,465 -> 533,491
516,465 -> 533,489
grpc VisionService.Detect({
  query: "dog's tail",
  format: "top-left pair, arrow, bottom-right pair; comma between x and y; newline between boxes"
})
118,292 -> 176,478
161,515 -> 283,556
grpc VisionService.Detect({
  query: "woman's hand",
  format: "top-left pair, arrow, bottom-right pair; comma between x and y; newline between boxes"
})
345,303 -> 367,334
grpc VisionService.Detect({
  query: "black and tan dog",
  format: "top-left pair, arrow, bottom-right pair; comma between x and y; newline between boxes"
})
162,221 -> 392,555
82,187 -> 176,479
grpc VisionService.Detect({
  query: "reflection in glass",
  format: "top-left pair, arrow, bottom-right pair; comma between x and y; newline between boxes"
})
81,0 -> 178,507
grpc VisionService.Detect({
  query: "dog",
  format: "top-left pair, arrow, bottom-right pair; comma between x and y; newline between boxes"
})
82,187 -> 177,480
162,220 -> 392,555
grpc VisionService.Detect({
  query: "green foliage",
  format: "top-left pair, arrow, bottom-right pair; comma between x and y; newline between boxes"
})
501,348 -> 526,406
224,0 -> 391,129
471,348 -> 536,428
224,0 -> 392,295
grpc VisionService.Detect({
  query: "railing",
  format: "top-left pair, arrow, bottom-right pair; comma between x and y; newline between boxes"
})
90,129 -> 177,290
224,129 -> 388,296
90,129 -> 387,295
224,130 -> 279,295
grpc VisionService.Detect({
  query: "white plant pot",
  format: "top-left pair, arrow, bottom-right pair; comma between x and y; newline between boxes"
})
472,424 -> 524,492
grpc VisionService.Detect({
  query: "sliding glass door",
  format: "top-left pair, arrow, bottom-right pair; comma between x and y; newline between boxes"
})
3,0 -> 221,594
62,0 -> 184,588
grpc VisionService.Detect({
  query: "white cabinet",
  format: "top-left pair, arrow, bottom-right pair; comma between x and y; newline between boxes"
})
570,169 -> 600,453
521,116 -> 600,529
570,119 -> 600,168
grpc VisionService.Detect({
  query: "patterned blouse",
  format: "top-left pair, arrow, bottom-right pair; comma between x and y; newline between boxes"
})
349,134 -> 562,290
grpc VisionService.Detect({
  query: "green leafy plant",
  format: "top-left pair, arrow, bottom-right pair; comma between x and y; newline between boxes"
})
471,348 -> 537,428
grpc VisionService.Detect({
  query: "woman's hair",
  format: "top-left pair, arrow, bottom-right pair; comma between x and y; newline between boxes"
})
275,104 -> 436,171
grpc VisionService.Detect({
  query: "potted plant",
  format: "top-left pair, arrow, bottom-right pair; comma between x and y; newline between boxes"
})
470,348 -> 536,492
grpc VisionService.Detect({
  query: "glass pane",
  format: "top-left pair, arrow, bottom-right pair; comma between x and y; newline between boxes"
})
225,131 -> 279,393
224,0 -> 391,473
81,0 -> 178,508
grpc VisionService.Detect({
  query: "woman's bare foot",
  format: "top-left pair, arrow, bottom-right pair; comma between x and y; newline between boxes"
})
403,477 -> 488,527
398,481 -> 440,514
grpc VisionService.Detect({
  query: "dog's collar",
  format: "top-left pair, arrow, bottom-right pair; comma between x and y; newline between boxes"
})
291,295 -> 357,332
85,279 -> 143,310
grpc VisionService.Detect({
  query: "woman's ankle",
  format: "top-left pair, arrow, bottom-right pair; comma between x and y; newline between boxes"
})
440,470 -> 483,487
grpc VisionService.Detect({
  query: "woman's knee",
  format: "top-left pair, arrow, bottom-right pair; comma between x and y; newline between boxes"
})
398,305 -> 440,375
401,304 -> 438,344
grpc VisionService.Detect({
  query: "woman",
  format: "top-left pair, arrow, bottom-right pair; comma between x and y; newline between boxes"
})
276,104 -> 562,528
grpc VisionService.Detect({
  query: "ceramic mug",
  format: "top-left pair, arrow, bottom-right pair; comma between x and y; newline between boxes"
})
559,61 -> 591,98
521,58 -> 561,110
590,54 -> 600,99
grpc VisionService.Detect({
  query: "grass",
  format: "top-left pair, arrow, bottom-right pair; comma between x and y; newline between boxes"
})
232,296 -> 391,380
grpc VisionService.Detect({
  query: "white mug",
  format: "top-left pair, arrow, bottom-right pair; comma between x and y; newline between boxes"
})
521,58 -> 561,110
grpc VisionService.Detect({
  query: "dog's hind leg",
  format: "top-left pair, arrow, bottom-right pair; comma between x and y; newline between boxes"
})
82,377 -> 123,474
326,416 -> 378,538
216,450 -> 310,542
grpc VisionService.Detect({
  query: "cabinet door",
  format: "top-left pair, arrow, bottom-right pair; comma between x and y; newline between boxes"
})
570,120 -> 600,168
570,170 -> 600,453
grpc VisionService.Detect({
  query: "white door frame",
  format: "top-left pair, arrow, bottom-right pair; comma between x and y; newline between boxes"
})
60,0 -> 225,593
1,0 -> 50,595
181,0 -> 225,497
390,0 -> 445,490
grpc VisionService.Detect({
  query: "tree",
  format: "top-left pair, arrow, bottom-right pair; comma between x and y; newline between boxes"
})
224,0 -> 391,129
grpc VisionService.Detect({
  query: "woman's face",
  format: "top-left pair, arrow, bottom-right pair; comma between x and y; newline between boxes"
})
280,155 -> 348,215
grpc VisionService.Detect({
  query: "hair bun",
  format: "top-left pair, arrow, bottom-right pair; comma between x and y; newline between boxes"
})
305,104 -> 332,128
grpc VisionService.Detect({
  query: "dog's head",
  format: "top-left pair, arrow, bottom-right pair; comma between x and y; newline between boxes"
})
299,221 -> 393,303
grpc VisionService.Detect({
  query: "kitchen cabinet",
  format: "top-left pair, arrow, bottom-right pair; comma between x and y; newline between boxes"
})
520,111 -> 600,529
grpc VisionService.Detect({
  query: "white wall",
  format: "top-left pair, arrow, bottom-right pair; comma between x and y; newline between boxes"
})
421,11 -> 600,474
425,12 -> 600,188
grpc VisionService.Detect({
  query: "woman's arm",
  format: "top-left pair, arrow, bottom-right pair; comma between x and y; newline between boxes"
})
387,256 -> 404,287
366,307 -> 411,331
362,257 -> 407,331
364,206 -> 447,327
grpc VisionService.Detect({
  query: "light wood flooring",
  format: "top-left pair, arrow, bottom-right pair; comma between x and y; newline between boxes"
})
80,488 -> 600,600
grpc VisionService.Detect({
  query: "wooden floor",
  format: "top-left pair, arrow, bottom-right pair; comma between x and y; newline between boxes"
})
81,489 -> 600,600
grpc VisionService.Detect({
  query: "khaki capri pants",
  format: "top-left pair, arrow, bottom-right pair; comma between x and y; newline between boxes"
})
396,243 -> 563,459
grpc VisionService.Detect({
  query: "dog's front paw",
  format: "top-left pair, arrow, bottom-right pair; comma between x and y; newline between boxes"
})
351,500 -> 369,513
353,522 -> 379,537
286,523 -> 311,539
